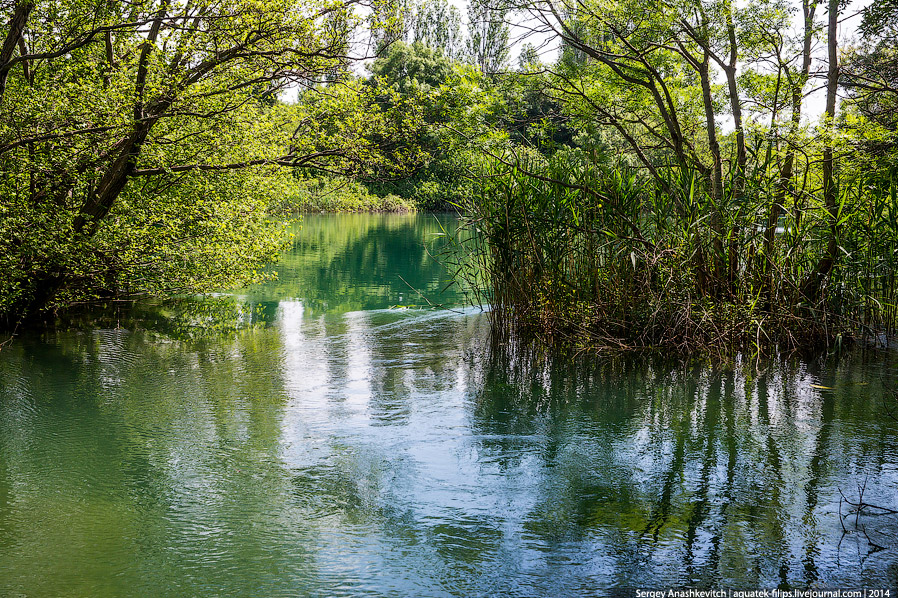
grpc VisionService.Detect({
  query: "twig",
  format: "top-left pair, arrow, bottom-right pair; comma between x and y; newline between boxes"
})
396,274 -> 466,315
839,485 -> 898,515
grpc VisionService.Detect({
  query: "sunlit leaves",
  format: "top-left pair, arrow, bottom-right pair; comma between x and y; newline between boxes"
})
0,0 -> 383,321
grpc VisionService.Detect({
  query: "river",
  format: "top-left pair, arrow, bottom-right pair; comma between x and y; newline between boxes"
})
2,213 -> 898,595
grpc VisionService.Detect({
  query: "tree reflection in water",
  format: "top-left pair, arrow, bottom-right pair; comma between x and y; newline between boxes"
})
468,342 -> 898,588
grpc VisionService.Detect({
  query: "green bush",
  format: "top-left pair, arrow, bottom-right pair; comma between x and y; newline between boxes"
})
269,177 -> 416,214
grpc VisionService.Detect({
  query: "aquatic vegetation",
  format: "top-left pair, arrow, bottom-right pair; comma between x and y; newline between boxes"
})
458,151 -> 898,355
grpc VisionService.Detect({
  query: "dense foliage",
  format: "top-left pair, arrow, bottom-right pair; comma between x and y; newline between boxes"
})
0,0 -> 419,326
449,0 -> 898,354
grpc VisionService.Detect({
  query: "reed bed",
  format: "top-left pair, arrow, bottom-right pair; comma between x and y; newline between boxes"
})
454,151 -> 898,356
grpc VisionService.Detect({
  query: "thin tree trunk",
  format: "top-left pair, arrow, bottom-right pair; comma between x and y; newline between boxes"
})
722,2 -> 744,287
801,0 -> 840,302
723,2 -> 745,183
699,52 -> 726,291
27,3 -> 169,317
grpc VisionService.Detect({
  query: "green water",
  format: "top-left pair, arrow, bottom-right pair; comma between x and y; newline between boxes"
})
2,213 -> 898,596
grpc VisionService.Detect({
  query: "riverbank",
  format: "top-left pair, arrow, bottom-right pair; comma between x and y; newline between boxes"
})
270,177 -> 418,214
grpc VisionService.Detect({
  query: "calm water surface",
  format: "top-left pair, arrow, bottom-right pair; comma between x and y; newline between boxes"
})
2,213 -> 898,596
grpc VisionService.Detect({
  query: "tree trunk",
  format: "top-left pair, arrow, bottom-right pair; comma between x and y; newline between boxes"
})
699,52 -> 726,291
0,2 -> 33,101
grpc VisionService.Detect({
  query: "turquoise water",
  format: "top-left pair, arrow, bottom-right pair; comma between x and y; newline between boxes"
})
2,213 -> 898,596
